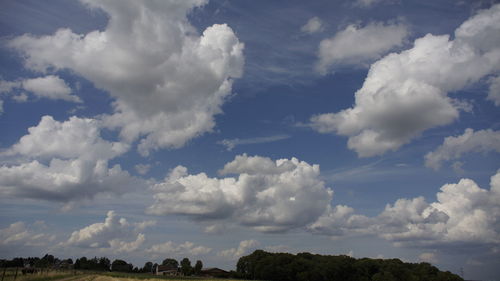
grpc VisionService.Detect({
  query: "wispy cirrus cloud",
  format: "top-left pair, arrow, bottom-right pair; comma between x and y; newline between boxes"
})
217,134 -> 290,151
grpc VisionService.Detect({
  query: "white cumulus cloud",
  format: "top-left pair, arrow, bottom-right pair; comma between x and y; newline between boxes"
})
22,75 -> 81,103
0,75 -> 80,112
377,172 -> 500,247
5,115 -> 128,161
311,4 -> 500,157
148,154 -> 333,232
0,221 -> 55,247
307,205 -> 371,237
64,211 -> 150,253
312,170 -> 500,251
425,128 -> 500,170
8,0 -> 244,156
315,21 -> 408,74
109,233 -> 145,253
0,116 -> 142,203
488,76 -> 500,105
218,239 -> 260,260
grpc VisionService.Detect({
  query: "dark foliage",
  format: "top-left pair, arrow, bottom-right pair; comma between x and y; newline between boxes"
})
74,256 -> 110,271
161,258 -> 179,268
236,250 -> 464,281
194,260 -> 203,275
111,259 -> 133,272
180,257 -> 192,276
0,254 -> 62,268
141,261 -> 153,273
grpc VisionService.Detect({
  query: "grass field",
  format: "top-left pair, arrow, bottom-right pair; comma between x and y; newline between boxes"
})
0,269 -> 246,281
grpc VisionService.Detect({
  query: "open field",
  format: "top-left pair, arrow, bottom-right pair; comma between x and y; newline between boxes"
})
0,269 -> 246,281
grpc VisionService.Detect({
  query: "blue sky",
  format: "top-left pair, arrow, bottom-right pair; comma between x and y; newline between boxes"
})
1,0 -> 500,280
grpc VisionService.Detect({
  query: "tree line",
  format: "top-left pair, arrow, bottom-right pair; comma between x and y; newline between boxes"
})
235,250 -> 464,281
1,250 -> 465,281
0,254 -> 71,269
0,255 -> 204,276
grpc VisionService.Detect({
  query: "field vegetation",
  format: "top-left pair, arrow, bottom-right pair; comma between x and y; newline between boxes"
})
0,269 -> 244,281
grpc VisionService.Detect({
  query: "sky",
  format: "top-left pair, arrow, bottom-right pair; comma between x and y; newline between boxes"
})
0,0 -> 499,280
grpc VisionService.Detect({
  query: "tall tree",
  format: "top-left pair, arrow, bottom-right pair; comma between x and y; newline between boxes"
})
194,260 -> 203,275
180,258 -> 192,276
142,261 -> 153,273
98,257 -> 111,271
111,259 -> 132,272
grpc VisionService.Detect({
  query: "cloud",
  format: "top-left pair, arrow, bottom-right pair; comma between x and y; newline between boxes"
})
354,0 -> 388,8
218,239 -> 260,259
64,211 -> 151,253
315,21 -> 408,74
378,172 -> 500,248
12,93 -> 28,102
419,252 -> 438,264
309,170 -> 500,253
217,135 -> 290,151
0,221 -> 55,248
0,76 -> 80,113
148,154 -> 333,232
0,116 -> 143,203
264,245 -> 294,253
146,241 -> 212,257
134,164 -> 151,175
134,220 -> 157,231
311,4 -> 500,157
425,128 -> 500,170
8,0 -> 244,156
109,233 -> 145,253
5,115 -> 128,161
22,75 -> 81,103
0,80 -> 19,94
301,17 -> 323,34
307,205 -> 371,237
488,76 -> 500,106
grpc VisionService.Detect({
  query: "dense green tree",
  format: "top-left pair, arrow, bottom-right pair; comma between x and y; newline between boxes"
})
161,258 -> 178,268
142,261 -> 153,273
111,259 -> 132,272
73,256 -> 110,271
180,258 -> 192,276
236,250 -> 464,281
34,254 -> 57,268
194,260 -> 203,275
98,257 -> 110,270
373,271 -> 397,281
1,257 -> 24,267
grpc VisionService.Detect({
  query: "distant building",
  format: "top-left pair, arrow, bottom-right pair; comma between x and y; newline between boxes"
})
54,260 -> 73,270
200,267 -> 230,278
155,264 -> 179,276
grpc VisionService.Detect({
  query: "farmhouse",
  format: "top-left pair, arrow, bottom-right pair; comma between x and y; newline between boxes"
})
200,267 -> 229,278
155,264 -> 179,276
